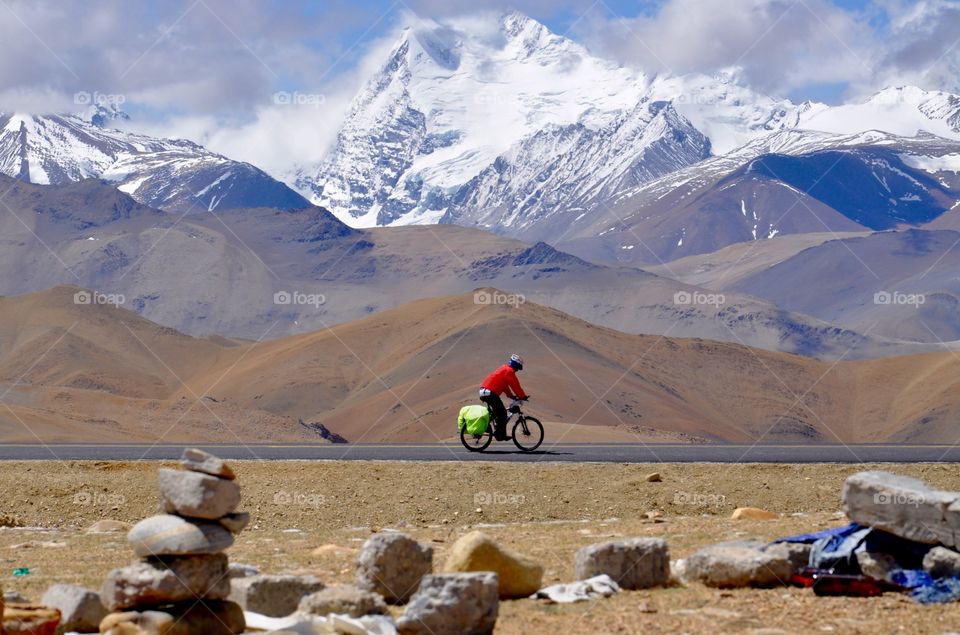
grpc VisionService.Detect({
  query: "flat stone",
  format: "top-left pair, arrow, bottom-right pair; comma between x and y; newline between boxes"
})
99,600 -> 244,635
218,512 -> 250,534
731,507 -> 778,520
100,554 -> 230,611
180,448 -> 235,480
41,584 -> 106,634
128,515 -> 233,557
86,520 -> 133,534
574,538 -> 669,590
356,532 -> 433,604
396,573 -> 498,635
443,531 -> 543,599
645,473 -> 662,482
682,540 -> 792,588
298,585 -> 389,618
3,603 -> 61,635
842,471 -> 960,546
157,469 -> 240,520
228,574 -> 324,617
923,546 -> 960,578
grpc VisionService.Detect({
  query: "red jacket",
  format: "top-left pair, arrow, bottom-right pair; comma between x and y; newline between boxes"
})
481,364 -> 527,399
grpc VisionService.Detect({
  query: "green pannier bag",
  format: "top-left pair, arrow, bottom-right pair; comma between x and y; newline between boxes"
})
458,404 -> 490,436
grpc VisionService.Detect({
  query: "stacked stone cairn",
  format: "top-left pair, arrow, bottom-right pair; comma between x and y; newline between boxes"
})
98,449 -> 248,635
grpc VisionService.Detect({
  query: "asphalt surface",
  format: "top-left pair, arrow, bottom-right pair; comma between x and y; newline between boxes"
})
1,443 -> 959,462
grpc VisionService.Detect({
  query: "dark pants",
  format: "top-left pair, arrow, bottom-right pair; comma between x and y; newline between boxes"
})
480,392 -> 508,440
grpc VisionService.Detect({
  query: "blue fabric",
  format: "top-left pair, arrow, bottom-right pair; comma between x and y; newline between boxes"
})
809,525 -> 872,572
910,577 -> 960,603
891,569 -> 934,589
774,523 -> 862,545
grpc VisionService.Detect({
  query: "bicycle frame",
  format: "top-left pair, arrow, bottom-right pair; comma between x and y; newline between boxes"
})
486,399 -> 527,437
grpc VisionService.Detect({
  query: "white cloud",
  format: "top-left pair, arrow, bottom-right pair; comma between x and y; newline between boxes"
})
575,0 -> 873,97
575,0 -> 960,100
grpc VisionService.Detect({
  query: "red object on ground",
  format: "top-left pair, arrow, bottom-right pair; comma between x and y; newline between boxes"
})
810,572 -> 899,597
480,364 -> 527,399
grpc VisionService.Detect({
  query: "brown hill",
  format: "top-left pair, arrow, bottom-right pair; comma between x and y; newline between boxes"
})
0,174 -> 909,360
3,286 -> 960,445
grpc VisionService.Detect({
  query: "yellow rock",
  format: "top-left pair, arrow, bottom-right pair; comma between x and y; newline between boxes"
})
645,472 -> 662,482
444,531 -> 543,599
310,544 -> 356,557
731,507 -> 778,520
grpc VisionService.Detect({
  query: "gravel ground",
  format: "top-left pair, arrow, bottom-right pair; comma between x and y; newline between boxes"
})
1,460 -> 960,633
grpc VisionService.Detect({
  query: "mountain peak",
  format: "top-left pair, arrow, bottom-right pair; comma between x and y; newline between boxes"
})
84,103 -> 130,128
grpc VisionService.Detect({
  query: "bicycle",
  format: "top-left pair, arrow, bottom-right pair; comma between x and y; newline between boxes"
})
460,397 -> 544,453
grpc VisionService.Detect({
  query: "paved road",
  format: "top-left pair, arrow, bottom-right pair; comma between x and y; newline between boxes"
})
1,443 -> 959,462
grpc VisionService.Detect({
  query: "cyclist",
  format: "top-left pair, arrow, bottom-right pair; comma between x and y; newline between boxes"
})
479,354 -> 528,441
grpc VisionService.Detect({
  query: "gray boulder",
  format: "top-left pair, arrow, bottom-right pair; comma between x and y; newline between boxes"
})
298,585 -> 389,618
842,471 -> 960,546
41,584 -> 106,634
682,540 -> 792,588
357,532 -> 433,604
396,573 -> 498,635
128,514 -> 234,557
923,546 -> 960,578
100,554 -> 230,611
228,574 -> 324,617
158,468 -> 241,520
574,538 -> 669,590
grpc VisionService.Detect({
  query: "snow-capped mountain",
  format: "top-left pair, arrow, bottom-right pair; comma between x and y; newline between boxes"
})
297,11 -> 960,248
0,109 -> 307,213
562,130 -> 960,264
441,99 -> 711,233
295,12 -> 827,228
295,12 -> 649,226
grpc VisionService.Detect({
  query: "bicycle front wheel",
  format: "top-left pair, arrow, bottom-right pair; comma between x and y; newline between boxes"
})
512,416 -> 544,452
460,425 -> 493,452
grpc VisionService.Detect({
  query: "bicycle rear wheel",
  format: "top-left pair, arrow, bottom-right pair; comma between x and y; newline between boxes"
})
460,425 -> 493,452
512,416 -> 544,452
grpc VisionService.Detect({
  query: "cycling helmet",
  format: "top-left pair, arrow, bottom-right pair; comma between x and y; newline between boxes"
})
509,353 -> 524,371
